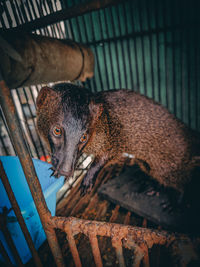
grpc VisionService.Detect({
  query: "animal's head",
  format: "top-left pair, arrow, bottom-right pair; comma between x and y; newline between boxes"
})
36,83 -> 102,178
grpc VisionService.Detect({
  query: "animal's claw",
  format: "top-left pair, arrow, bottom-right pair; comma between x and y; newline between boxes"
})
79,177 -> 94,196
49,167 -> 61,178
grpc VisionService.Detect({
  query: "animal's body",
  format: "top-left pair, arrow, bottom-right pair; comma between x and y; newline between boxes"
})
36,83 -> 200,194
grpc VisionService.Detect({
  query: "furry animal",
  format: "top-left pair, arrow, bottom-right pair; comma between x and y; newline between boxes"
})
36,83 -> 200,195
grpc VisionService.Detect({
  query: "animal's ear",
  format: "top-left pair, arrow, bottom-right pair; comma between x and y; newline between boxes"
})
36,86 -> 55,110
89,100 -> 103,122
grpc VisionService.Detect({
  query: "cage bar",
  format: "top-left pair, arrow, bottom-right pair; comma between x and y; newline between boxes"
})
111,237 -> 126,267
65,226 -> 82,267
89,233 -> 103,267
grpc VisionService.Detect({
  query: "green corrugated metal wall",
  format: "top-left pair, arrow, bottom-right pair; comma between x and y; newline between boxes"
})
62,0 -> 200,131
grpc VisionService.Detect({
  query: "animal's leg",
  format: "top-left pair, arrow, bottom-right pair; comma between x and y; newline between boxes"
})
80,156 -> 108,195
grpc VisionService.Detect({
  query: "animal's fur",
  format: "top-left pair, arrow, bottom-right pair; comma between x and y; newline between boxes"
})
36,83 -> 200,194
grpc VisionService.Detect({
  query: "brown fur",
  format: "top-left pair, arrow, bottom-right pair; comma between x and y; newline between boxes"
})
36,83 -> 200,193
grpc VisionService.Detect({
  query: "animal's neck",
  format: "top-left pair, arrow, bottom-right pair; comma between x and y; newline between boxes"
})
84,105 -> 125,159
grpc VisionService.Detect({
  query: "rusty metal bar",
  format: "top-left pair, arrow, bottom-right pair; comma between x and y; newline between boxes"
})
140,243 -> 150,267
110,204 -> 120,222
123,211 -> 131,225
142,218 -> 147,228
0,76 -> 65,267
52,216 -> 177,250
112,238 -> 126,267
0,213 -> 24,267
65,226 -> 82,267
0,0 -> 124,34
0,240 -> 13,267
89,233 -> 103,267
0,160 -> 43,267
54,216 -> 197,266
133,246 -> 144,267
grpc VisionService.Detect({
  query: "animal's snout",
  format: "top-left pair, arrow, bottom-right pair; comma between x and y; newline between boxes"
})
50,142 -> 79,179
51,154 -> 75,178
50,164 -> 74,178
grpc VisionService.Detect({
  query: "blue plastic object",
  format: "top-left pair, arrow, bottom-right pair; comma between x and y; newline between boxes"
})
0,156 -> 64,265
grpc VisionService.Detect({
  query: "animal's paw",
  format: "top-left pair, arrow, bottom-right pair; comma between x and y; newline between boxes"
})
79,177 -> 94,196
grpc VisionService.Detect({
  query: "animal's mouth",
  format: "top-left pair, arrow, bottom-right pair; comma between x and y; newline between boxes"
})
49,166 -> 74,179
50,153 -> 80,179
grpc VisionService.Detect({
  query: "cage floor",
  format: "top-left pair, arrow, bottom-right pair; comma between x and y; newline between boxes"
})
25,164 -> 200,267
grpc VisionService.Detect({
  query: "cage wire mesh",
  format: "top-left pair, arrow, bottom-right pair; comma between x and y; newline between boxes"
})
0,0 -> 200,158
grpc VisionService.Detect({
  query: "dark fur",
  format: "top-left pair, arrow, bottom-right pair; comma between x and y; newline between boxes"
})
36,83 -> 200,194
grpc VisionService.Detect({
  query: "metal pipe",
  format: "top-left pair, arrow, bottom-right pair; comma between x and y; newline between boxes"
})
0,33 -> 94,88
0,76 -> 65,267
0,160 -> 43,267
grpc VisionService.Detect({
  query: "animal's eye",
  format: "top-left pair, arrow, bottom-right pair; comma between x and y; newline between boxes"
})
80,133 -> 88,143
53,126 -> 62,137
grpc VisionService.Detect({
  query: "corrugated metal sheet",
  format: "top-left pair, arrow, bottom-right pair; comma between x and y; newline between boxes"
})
0,0 -> 200,157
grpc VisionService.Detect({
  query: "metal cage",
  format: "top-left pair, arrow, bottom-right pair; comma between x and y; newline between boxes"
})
0,0 -> 200,266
